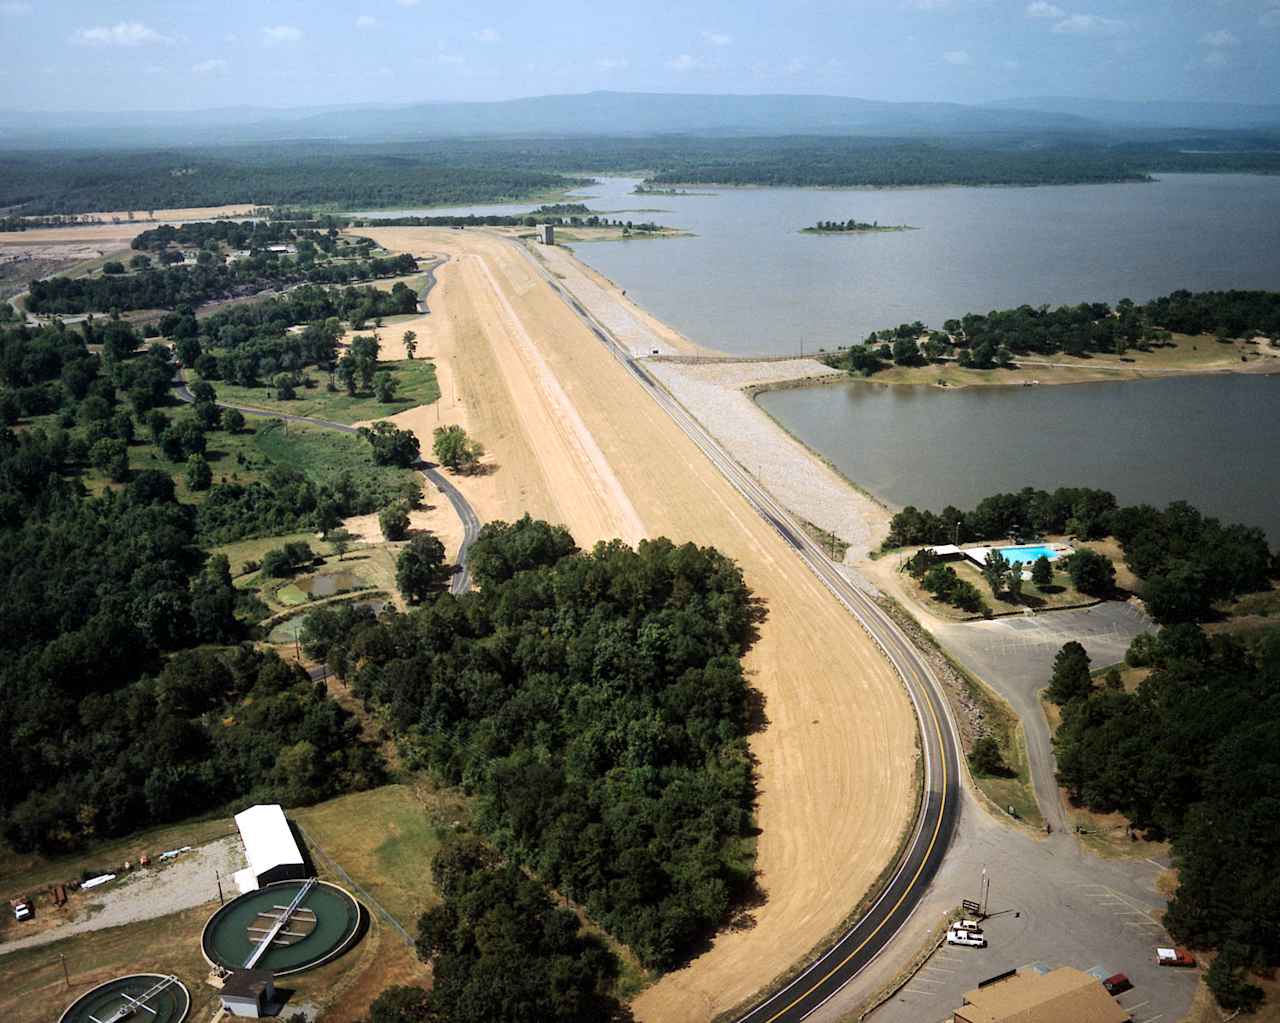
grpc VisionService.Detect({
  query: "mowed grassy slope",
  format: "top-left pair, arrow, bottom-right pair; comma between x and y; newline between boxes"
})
204,358 -> 439,424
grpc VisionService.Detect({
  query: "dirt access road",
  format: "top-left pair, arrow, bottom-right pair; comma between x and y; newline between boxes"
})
357,226 -> 919,1023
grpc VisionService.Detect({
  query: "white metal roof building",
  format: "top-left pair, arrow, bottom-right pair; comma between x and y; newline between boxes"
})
233,805 -> 306,892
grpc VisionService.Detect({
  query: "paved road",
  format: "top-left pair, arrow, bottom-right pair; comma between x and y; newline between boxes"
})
513,238 -> 964,1023
173,373 -> 480,594
931,602 -> 1153,836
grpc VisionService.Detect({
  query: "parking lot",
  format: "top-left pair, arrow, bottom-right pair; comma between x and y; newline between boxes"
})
840,792 -> 1200,1023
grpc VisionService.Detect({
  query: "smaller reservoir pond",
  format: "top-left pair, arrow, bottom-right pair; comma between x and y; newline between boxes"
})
757,374 -> 1280,543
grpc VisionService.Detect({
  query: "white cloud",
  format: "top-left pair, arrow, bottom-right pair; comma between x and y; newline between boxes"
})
1052,13 -> 1126,35
1201,48 -> 1231,65
261,24 -> 302,44
1025,1 -> 1064,17
72,21 -> 171,47
666,53 -> 703,70
594,57 -> 629,71
943,48 -> 972,64
192,58 -> 228,74
702,31 -> 732,46
1200,28 -> 1240,47
472,27 -> 500,43
0,2 -> 32,15
356,15 -> 379,29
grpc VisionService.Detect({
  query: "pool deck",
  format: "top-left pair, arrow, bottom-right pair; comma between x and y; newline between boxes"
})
959,542 -> 1073,569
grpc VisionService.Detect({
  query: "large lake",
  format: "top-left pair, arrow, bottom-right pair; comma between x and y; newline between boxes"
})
758,375 -> 1280,542
361,174 -> 1280,540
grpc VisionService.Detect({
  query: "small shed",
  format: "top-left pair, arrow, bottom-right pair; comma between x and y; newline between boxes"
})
219,969 -> 276,1018
537,224 -> 555,246
234,804 -> 305,890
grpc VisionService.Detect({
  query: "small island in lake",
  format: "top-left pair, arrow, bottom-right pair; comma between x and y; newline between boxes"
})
802,219 -> 915,233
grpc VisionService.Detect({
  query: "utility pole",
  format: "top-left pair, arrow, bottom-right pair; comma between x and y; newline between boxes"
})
61,953 -> 70,989
216,870 -> 225,906
980,865 -> 991,917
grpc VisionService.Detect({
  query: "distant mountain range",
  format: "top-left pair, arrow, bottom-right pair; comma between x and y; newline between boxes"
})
3,91 -> 1279,147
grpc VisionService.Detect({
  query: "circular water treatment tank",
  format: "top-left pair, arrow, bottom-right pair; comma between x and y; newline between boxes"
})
59,975 -> 190,1023
201,879 -> 362,976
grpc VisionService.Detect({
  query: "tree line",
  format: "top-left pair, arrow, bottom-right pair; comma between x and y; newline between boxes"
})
844,288 -> 1280,371
353,212 -> 665,232
886,486 -> 1274,624
0,145 -> 587,216
301,516 -> 758,971
6,138 -> 1280,219
26,251 -> 418,315
842,290 -> 1280,372
1048,628 -> 1280,1012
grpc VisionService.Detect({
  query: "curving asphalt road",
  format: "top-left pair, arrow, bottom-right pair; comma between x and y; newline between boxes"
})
172,373 -> 480,595
513,238 -> 963,1023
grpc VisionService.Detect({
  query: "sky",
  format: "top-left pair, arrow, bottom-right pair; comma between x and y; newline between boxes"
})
1,0 -> 1278,111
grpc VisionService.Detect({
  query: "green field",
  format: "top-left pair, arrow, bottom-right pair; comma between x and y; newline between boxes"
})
77,414 -> 417,511
204,358 -> 439,424
292,783 -> 468,928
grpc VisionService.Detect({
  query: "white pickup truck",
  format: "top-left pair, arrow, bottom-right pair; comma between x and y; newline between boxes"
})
11,897 -> 32,921
947,928 -> 987,948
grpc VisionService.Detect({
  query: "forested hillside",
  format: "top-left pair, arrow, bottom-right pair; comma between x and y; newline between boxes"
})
302,515 -> 759,971
5,136 -> 1279,218
0,316 -> 386,852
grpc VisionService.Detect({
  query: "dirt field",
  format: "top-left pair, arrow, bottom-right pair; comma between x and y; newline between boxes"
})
356,226 -> 917,1023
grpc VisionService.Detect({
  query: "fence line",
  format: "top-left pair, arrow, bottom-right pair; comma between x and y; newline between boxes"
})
294,823 -> 416,950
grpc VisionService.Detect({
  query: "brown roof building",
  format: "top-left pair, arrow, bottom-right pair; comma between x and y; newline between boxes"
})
954,966 -> 1130,1023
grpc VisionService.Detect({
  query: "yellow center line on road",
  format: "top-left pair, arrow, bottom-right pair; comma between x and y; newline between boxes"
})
756,639 -> 952,1023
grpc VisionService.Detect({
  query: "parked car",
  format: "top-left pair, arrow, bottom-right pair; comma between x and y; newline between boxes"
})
1155,947 -> 1196,968
947,929 -> 987,948
11,897 -> 32,921
1103,973 -> 1133,995
957,918 -> 984,933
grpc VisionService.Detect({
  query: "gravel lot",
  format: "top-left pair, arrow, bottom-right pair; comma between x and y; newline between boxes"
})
0,835 -> 246,956
648,358 -> 891,559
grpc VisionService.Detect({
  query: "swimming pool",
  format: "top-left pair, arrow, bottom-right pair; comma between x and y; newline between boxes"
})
996,544 -> 1064,566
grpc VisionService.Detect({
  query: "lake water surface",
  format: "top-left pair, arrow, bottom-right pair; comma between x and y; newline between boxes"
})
757,375 -> 1280,542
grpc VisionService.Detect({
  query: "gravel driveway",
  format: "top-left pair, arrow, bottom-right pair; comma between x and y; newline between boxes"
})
0,835 -> 246,957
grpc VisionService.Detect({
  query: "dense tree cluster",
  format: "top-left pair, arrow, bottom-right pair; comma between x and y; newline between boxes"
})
0,146 -> 585,215
304,517 -> 758,969
887,488 -> 1273,624
849,290 -> 1280,369
1052,627 -> 1280,999
803,219 -> 907,232
132,219 -> 317,252
27,251 -> 418,314
367,837 -> 620,1023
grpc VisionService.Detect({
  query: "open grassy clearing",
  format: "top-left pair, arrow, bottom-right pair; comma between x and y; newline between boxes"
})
966,678 -> 1043,829
292,782 -> 468,930
201,358 -> 439,424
